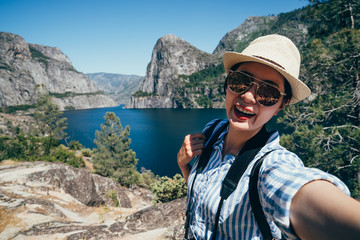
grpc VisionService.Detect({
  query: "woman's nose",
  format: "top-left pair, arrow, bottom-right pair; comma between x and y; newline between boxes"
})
240,83 -> 257,104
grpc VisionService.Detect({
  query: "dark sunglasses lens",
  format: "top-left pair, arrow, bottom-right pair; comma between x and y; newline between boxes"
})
227,72 -> 251,94
257,84 -> 281,106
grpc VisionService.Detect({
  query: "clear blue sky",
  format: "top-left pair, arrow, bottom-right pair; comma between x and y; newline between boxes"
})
0,0 -> 309,76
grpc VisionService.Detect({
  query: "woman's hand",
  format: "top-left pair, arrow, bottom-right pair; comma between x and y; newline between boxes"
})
177,133 -> 206,182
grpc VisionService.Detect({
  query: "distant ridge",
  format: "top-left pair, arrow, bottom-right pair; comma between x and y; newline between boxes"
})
87,72 -> 144,105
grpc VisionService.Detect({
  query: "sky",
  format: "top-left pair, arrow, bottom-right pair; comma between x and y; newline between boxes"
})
0,0 -> 309,76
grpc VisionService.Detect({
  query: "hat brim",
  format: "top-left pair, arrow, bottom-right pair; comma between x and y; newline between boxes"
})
223,52 -> 311,104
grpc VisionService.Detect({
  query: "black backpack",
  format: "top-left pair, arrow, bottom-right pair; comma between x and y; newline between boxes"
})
184,119 -> 283,240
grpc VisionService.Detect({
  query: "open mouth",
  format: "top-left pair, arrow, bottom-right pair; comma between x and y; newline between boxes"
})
234,105 -> 256,118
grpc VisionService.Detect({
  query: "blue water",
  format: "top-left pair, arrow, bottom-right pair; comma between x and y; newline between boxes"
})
63,106 -> 227,177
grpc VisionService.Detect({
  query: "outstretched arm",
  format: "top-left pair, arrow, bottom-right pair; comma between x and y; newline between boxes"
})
290,180 -> 360,240
177,133 -> 205,182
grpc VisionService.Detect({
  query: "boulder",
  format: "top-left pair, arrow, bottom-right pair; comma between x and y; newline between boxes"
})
0,161 -> 186,239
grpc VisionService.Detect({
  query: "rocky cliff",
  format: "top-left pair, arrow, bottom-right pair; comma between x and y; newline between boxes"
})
126,34 -> 220,108
0,161 -> 186,239
0,32 -> 117,110
126,15 -> 309,109
212,16 -> 278,55
87,73 -> 144,105
213,15 -> 308,56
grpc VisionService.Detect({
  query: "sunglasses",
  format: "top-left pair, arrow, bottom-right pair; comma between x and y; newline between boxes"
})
226,70 -> 286,107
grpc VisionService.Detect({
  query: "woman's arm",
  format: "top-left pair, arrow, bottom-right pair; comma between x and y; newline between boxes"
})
290,180 -> 360,240
177,133 -> 205,182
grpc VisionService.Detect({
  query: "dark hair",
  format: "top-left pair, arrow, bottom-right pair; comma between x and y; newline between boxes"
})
283,78 -> 292,104
224,63 -> 293,104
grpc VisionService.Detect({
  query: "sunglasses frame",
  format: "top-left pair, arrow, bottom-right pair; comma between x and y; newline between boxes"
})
226,70 -> 286,107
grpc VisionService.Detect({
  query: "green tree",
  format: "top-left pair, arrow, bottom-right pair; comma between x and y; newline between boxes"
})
92,112 -> 140,187
306,0 -> 359,37
33,94 -> 67,141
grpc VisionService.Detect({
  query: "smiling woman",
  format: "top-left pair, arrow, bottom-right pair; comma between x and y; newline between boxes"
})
178,34 -> 360,240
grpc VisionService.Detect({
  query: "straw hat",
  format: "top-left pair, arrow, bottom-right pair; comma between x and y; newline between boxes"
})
223,34 -> 311,104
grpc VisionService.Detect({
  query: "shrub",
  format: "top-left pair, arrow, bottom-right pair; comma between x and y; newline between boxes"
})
45,145 -> 85,168
81,148 -> 92,157
138,167 -> 158,188
0,134 -> 84,168
69,140 -> 83,150
105,190 -> 120,207
150,173 -> 187,203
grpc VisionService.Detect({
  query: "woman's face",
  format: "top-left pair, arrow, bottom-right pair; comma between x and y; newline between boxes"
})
225,62 -> 286,135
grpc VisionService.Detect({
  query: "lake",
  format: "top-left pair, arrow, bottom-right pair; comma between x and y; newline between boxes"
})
63,106 -> 228,177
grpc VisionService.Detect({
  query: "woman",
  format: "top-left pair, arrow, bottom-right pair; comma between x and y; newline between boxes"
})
177,34 -> 360,240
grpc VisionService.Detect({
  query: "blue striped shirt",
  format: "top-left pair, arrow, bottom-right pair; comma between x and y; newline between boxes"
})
186,119 -> 350,240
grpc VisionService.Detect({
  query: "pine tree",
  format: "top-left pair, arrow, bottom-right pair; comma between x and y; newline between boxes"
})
92,112 -> 140,187
306,0 -> 359,36
33,94 -> 67,141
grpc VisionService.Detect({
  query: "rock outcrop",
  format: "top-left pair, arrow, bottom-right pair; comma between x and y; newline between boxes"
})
126,34 -> 220,108
0,32 -> 117,110
212,16 -> 278,55
0,161 -> 186,239
212,15 -> 308,56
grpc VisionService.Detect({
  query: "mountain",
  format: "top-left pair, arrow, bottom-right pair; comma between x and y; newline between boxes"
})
0,32 -> 117,110
212,16 -> 279,55
126,34 -> 221,108
126,13 -> 309,109
87,73 -> 144,105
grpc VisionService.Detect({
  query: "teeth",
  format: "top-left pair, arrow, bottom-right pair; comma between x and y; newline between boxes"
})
236,106 -> 255,115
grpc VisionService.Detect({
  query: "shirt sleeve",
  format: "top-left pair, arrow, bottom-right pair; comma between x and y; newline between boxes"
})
258,149 -> 351,239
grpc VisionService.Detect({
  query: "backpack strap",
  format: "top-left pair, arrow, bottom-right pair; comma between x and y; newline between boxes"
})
249,151 -> 275,240
184,119 -> 226,239
196,119 -> 228,173
249,150 -> 285,240
203,119 -> 222,140
211,126 -> 269,240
